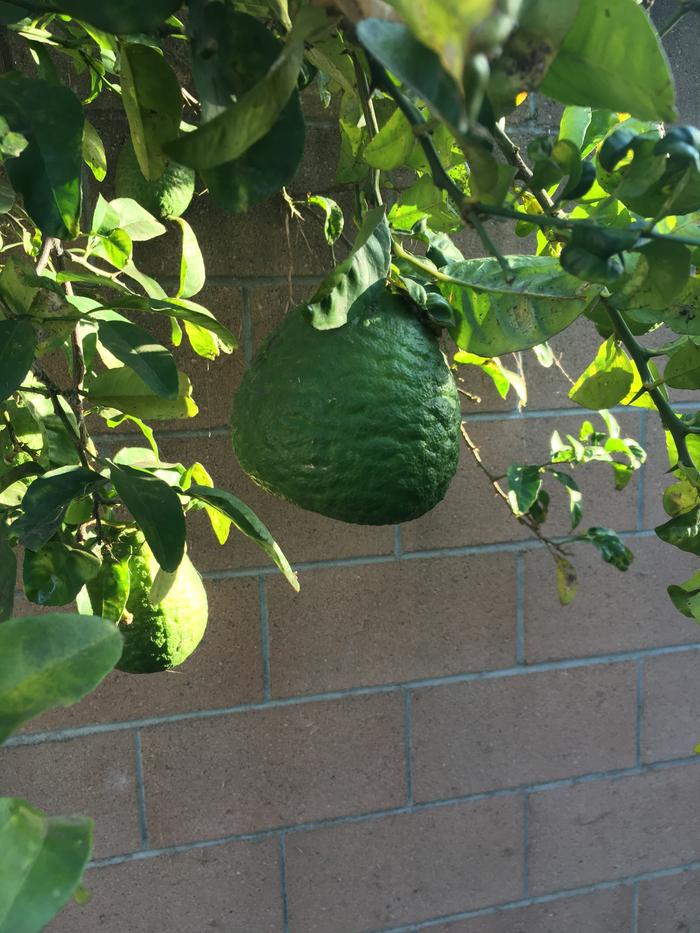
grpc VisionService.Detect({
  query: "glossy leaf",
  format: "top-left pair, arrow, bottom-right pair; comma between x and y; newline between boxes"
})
120,42 -> 182,181
559,105 -> 591,149
664,340 -> 700,390
307,195 -> 344,246
442,255 -> 600,356
84,557 -> 130,623
86,367 -> 197,421
667,569 -> 700,621
541,0 -> 676,122
82,119 -> 106,182
357,19 -> 465,130
0,319 -> 35,402
105,297 -> 236,354
0,612 -> 122,742
306,208 -> 391,330
548,468 -> 583,529
569,338 -> 634,410
13,466 -> 105,552
168,6 -> 324,171
581,527 -> 633,570
181,462 -> 230,545
174,217 -> 206,300
0,798 -> 92,933
364,107 -> 414,171
0,74 -> 83,238
109,462 -> 185,572
95,311 -> 179,400
555,556 -> 578,606
23,540 -> 101,606
185,484 -> 298,591
506,464 -> 542,516
656,505 -> 700,556
92,196 -> 166,242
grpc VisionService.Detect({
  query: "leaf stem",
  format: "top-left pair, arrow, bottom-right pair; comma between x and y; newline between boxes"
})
492,123 -> 555,212
351,52 -> 382,209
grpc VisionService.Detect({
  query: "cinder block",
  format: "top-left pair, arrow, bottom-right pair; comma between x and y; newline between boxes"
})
266,555 -> 517,696
527,762 -> 700,893
140,693 -> 405,846
638,866 -> 700,933
48,839 -> 282,933
641,651 -> 700,763
0,732 -> 140,858
433,888 -> 632,933
412,664 -> 637,800
524,537 -> 700,662
284,797 -> 523,932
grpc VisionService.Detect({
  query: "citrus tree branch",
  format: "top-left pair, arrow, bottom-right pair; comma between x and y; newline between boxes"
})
491,123 -> 555,212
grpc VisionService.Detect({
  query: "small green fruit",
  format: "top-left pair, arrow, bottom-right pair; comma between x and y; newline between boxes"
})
115,140 -> 195,220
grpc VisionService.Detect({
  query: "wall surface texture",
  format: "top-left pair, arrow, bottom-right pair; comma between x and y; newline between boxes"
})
3,4 -> 700,931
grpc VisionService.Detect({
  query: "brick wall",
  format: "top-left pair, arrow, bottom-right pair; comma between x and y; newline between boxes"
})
3,5 -> 700,931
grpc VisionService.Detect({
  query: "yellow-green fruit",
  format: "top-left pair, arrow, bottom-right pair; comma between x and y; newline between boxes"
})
230,288 -> 461,525
115,141 -> 195,220
100,542 -> 207,674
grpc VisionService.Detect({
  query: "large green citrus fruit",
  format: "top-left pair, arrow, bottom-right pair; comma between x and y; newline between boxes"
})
230,287 -> 461,525
83,538 -> 208,674
115,141 -> 195,220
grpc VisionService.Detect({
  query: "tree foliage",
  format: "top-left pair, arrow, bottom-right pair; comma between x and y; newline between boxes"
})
1,0 -> 700,926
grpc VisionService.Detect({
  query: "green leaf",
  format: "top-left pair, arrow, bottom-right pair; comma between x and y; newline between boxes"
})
0,74 -> 83,238
13,466 -> 105,552
443,255 -> 600,356
0,798 -> 92,933
86,367 -> 198,421
364,107 -> 414,171
555,556 -> 577,606
119,42 -> 182,181
581,527 -> 633,570
389,174 -> 460,234
569,338 -> 634,409
0,177 -> 15,214
184,484 -> 298,591
0,523 -> 15,622
167,6 -> 325,172
656,505 -> 700,556
559,105 -> 591,149
548,468 -> 583,529
95,312 -> 179,400
0,319 -> 35,402
664,340 -> 700,390
16,1 -> 180,33
541,0 -> 676,122
379,0 -> 499,87
305,208 -> 391,330
667,569 -> 700,621
92,228 -> 132,271
663,479 -> 700,517
82,119 -> 106,182
560,246 -> 624,286
93,196 -> 166,242
506,464 -> 542,516
181,462 -> 230,545
628,240 -> 691,312
0,612 -> 122,742
307,195 -> 344,247
104,296 -> 237,352
23,540 -> 101,606
84,557 -> 130,623
109,462 -> 185,572
173,217 -> 206,300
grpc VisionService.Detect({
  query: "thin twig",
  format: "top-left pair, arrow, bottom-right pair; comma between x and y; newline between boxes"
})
659,3 -> 689,37
492,124 -> 555,212
35,236 -> 57,275
351,51 -> 382,208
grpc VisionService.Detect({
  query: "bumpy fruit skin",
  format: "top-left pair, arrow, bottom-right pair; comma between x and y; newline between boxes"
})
102,542 -> 207,674
115,141 -> 195,220
231,288 -> 461,525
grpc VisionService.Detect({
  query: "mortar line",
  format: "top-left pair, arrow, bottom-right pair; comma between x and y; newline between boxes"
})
631,882 -> 639,933
522,792 -> 529,899
515,553 -> 526,665
393,524 -> 402,558
403,689 -> 414,806
278,835 -> 290,933
85,755 -> 700,871
635,659 -> 644,767
364,858 -> 700,932
241,287 -> 254,363
636,410 -> 649,532
10,644 -> 700,747
132,730 -> 149,849
257,576 -> 272,701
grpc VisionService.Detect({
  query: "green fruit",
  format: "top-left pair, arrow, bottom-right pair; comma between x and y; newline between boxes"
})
87,539 -> 207,674
115,141 -> 195,220
231,287 -> 461,525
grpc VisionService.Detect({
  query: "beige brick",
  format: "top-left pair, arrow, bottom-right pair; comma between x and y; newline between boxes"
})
156,432 -> 395,574
23,578 -> 262,734
285,798 -> 522,932
524,537 -> 700,662
528,763 -> 700,893
48,839 -> 281,933
638,866 -> 700,933
267,555 -> 516,696
0,732 -> 139,858
141,694 -> 405,846
412,664 -> 637,800
402,414 -> 640,553
642,651 -> 700,763
521,316 -> 603,411
289,125 -> 342,194
434,888 -> 632,933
